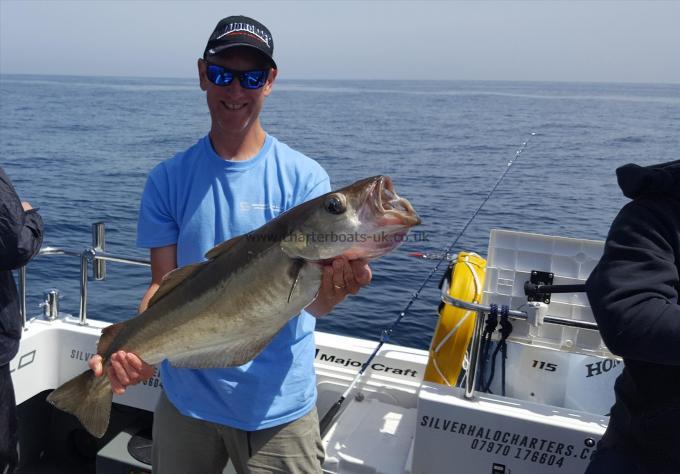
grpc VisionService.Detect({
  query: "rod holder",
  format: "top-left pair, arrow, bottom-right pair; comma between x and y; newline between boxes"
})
79,248 -> 95,326
465,310 -> 486,399
40,289 -> 61,321
92,222 -> 106,281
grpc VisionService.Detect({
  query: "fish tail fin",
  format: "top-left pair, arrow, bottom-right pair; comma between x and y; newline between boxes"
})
46,370 -> 113,438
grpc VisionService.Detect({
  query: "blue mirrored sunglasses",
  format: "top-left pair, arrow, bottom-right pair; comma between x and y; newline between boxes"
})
204,62 -> 269,89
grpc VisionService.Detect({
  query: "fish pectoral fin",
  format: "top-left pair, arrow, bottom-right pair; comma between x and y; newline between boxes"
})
148,262 -> 204,308
167,334 -> 277,369
287,260 -> 304,304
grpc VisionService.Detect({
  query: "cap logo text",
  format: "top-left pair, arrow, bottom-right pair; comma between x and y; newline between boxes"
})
216,22 -> 271,47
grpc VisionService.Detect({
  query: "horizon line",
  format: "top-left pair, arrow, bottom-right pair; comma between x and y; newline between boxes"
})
1,71 -> 679,87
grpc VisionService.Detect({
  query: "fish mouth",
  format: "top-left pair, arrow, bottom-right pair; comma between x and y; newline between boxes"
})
370,176 -> 421,227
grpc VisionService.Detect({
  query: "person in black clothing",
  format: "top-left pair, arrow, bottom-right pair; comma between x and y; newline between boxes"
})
585,160 -> 680,474
0,167 -> 43,474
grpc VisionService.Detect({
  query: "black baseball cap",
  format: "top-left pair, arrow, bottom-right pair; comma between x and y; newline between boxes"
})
203,16 -> 277,69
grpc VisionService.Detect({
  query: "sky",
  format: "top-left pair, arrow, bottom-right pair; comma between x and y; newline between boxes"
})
1,1 -> 679,84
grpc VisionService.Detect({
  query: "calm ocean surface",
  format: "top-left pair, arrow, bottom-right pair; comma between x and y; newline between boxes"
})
1,75 -> 678,350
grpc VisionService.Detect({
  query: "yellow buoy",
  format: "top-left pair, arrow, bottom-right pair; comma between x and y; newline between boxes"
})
424,252 -> 487,386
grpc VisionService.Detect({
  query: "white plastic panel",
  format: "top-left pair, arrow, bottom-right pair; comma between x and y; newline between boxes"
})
484,342 -> 622,414
412,383 -> 607,474
323,398 -> 416,474
484,229 -> 609,355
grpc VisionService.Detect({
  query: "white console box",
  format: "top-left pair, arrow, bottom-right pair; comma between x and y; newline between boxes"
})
412,383 -> 607,474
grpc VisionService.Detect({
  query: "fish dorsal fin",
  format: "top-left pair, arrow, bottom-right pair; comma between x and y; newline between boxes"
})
148,262 -> 203,308
148,235 -> 249,310
97,322 -> 125,356
204,234 -> 245,261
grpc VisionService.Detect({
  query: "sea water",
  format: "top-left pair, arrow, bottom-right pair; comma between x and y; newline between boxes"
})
1,75 -> 678,349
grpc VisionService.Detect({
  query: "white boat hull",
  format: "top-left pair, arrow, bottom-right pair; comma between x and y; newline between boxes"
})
12,313 -> 607,473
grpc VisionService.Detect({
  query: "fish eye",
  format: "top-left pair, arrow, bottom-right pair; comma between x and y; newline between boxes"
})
324,195 -> 346,215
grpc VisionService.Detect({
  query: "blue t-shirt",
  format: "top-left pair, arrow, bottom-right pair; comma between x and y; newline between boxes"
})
136,134 -> 330,430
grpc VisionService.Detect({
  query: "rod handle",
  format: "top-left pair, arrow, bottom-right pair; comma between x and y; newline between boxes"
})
319,398 -> 345,438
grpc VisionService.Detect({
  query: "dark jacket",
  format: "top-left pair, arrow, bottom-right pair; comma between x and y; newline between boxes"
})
586,160 -> 680,467
0,167 -> 43,365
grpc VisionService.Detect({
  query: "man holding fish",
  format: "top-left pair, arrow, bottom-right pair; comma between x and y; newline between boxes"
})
54,15 -> 419,474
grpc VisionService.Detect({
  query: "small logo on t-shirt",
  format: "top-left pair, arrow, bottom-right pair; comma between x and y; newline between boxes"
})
239,202 -> 281,213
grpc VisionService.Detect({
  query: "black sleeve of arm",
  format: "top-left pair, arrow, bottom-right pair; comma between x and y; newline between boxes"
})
586,199 -> 680,365
0,168 -> 44,271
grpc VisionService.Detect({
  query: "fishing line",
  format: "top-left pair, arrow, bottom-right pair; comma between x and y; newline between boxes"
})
319,132 -> 536,437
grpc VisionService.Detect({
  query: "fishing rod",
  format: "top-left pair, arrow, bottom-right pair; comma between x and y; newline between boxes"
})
319,132 -> 537,437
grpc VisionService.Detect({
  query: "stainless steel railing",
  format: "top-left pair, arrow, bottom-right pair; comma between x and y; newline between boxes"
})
19,223 -> 150,328
440,283 -> 600,400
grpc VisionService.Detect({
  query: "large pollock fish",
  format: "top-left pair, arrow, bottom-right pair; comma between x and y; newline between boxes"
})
47,176 -> 420,437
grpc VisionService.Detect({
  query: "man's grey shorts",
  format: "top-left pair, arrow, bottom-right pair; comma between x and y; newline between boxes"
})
152,392 -> 324,474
